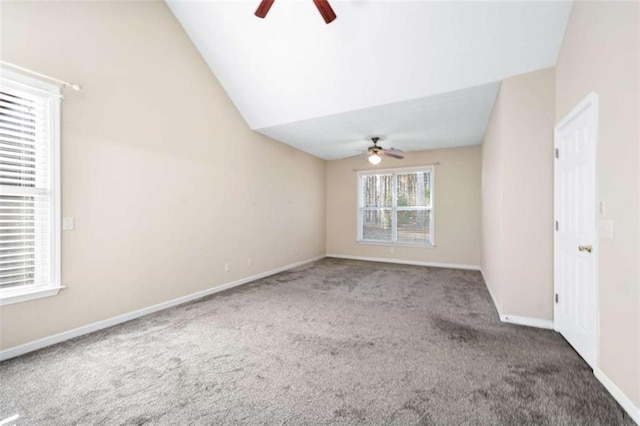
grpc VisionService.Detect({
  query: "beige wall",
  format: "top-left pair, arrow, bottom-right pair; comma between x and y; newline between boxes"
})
481,81 -> 505,313
556,0 -> 640,408
481,67 -> 556,321
0,1 -> 326,350
326,146 -> 482,267
500,68 -> 555,319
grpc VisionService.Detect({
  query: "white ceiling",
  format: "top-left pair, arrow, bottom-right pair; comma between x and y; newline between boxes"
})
257,82 -> 500,159
167,0 -> 572,159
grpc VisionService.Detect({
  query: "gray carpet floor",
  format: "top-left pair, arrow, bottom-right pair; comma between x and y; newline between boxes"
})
0,258 -> 633,425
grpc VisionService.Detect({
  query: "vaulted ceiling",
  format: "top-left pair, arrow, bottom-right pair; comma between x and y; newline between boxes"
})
167,0 -> 572,159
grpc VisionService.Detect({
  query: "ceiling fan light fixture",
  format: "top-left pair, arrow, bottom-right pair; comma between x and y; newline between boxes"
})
368,153 -> 382,165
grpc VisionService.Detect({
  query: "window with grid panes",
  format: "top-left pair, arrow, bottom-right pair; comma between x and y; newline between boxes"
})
358,166 -> 434,246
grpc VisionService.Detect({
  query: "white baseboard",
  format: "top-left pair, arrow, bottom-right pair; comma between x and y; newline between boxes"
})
595,368 -> 640,425
499,314 -> 554,330
0,255 -> 325,362
326,254 -> 481,271
481,275 -> 636,423
480,269 -> 554,330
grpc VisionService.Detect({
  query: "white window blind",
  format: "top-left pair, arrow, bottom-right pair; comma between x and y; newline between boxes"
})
0,71 -> 60,300
358,166 -> 434,246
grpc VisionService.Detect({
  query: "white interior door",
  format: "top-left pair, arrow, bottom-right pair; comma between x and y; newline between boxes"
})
554,92 -> 598,369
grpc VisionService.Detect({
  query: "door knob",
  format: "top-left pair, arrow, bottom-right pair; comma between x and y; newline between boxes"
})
578,245 -> 593,253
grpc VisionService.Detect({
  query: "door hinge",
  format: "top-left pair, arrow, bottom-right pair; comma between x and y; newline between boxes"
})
555,148 -> 559,159
555,220 -> 559,231
555,293 -> 559,303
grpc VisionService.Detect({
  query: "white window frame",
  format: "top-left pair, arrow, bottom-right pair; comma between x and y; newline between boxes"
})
357,165 -> 435,247
0,69 -> 62,306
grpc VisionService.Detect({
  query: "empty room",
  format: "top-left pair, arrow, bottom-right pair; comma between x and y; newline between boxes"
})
0,0 -> 639,424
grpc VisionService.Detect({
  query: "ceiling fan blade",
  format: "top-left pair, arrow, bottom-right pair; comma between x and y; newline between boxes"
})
312,0 -> 337,24
381,150 -> 404,160
386,147 -> 404,153
255,0 -> 275,18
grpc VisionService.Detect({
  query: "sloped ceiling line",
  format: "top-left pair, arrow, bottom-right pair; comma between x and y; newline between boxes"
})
167,0 -> 572,159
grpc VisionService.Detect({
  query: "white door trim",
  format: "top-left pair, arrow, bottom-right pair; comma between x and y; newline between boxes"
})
553,91 -> 599,369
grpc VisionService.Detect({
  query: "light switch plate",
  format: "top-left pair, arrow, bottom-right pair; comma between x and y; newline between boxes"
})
598,220 -> 613,240
62,217 -> 75,231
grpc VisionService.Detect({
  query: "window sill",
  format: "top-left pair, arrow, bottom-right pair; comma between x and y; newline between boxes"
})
357,240 -> 436,248
0,285 -> 65,307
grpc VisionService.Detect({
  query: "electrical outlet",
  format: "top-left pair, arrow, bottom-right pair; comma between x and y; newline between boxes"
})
247,258 -> 252,266
62,217 -> 75,231
389,247 -> 395,254
224,263 -> 230,272
599,220 -> 614,240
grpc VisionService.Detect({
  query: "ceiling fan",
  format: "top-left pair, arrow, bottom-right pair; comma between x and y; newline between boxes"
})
255,0 -> 337,24
365,137 -> 404,165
